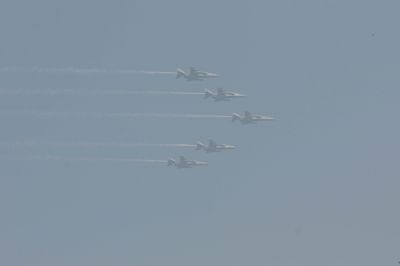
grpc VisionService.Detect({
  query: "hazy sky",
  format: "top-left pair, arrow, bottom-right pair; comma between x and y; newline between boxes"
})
0,0 -> 399,265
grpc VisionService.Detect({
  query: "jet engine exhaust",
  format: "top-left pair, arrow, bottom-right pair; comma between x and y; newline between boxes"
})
0,141 -> 197,149
0,67 -> 176,75
0,89 -> 204,96
0,155 -> 168,164
0,111 -> 232,119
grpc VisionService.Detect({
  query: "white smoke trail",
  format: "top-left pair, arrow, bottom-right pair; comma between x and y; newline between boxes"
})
0,111 -> 231,119
157,144 -> 197,148
0,88 -> 203,96
1,155 -> 167,164
0,67 -> 175,75
0,141 -> 196,148
113,113 -> 231,119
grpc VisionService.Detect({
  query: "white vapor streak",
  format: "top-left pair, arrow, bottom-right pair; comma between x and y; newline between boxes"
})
0,111 -> 231,119
2,155 -> 167,164
0,67 -> 175,75
0,89 -> 203,96
0,141 -> 196,148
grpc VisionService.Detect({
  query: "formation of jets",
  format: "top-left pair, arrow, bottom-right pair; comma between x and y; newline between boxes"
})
170,67 -> 274,169
204,88 -> 245,101
176,67 -> 220,81
196,139 -> 236,153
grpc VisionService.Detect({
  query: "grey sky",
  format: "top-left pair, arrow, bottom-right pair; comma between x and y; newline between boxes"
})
0,0 -> 399,265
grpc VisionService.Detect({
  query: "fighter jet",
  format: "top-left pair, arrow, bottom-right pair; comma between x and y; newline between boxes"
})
167,156 -> 208,169
204,88 -> 245,101
232,110 -> 274,124
196,139 -> 236,153
176,67 -> 220,81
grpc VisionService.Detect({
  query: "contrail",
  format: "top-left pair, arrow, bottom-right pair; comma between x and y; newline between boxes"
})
0,67 -> 175,75
0,88 -> 203,96
0,111 -> 232,119
0,141 -> 196,148
1,155 -> 167,164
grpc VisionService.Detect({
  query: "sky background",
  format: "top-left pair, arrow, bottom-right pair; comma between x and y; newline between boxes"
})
0,0 -> 399,265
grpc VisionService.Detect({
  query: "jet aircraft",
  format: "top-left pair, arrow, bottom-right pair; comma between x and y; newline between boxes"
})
232,111 -> 274,124
176,67 -> 220,81
196,139 -> 236,153
167,156 -> 208,169
204,88 -> 245,101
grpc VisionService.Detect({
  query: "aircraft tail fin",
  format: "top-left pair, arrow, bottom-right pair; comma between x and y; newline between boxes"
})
167,159 -> 176,166
204,89 -> 214,99
176,68 -> 186,79
232,113 -> 241,122
196,142 -> 205,150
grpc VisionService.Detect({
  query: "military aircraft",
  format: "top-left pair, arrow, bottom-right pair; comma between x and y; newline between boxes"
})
167,156 -> 208,169
232,111 -> 274,124
204,88 -> 245,101
176,67 -> 220,81
196,139 -> 236,153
